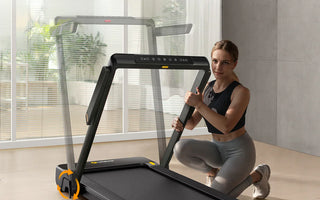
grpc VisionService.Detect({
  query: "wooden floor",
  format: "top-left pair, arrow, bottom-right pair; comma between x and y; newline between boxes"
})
1,135 -> 320,200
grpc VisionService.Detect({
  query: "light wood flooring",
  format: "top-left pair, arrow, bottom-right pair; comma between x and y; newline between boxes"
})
1,135 -> 320,200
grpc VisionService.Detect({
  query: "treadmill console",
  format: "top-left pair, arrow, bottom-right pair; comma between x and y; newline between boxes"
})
134,55 -> 193,64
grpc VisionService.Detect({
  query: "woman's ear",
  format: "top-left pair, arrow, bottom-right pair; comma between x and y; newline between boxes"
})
232,60 -> 238,70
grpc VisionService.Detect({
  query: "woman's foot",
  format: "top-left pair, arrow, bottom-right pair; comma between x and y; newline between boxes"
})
252,164 -> 271,199
205,168 -> 219,187
206,175 -> 214,187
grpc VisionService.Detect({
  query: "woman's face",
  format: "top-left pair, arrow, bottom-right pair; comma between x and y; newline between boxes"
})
211,49 -> 237,80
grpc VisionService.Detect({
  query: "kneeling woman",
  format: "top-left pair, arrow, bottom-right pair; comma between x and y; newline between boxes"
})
172,40 -> 270,199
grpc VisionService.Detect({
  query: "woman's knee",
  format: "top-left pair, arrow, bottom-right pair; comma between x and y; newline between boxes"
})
173,139 -> 193,161
211,177 -> 234,195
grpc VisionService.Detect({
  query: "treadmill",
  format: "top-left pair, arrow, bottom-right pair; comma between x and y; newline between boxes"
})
55,53 -> 237,200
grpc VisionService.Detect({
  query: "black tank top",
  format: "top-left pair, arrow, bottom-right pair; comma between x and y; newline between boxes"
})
202,80 -> 246,134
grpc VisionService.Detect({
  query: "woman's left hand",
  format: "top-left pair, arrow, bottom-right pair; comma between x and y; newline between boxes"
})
184,88 -> 203,108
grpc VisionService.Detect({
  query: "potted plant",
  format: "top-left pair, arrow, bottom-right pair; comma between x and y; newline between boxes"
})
26,22 -> 56,81
62,31 -> 107,81
61,31 -> 107,106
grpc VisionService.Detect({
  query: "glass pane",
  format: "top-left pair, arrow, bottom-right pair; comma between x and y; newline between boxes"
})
0,1 -> 11,141
127,69 -> 205,133
15,0 -> 125,139
15,0 -> 62,139
61,24 -> 124,135
10,0 -> 216,141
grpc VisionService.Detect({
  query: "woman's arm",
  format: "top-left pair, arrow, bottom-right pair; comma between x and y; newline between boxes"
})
185,110 -> 203,130
185,85 -> 250,134
172,81 -> 211,132
172,110 -> 202,132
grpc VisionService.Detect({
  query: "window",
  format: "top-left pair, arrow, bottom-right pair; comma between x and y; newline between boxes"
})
0,1 -> 11,141
0,0 -> 221,149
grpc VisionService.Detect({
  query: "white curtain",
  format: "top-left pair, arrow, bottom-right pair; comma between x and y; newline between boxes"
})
185,0 -> 222,59
182,0 -> 221,88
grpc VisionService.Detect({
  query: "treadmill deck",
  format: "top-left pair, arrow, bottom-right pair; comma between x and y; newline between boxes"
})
82,166 -> 219,200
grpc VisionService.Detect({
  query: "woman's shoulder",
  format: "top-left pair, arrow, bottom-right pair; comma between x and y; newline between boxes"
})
232,83 -> 250,99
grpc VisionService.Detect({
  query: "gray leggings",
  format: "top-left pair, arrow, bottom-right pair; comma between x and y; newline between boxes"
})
174,132 -> 256,198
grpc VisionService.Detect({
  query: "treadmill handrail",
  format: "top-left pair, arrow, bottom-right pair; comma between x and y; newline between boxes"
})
75,53 -> 211,182
51,15 -> 192,37
55,16 -> 155,26
110,53 -> 210,69
86,53 -> 211,125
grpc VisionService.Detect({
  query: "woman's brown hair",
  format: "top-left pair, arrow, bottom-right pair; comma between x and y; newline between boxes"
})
211,40 -> 239,62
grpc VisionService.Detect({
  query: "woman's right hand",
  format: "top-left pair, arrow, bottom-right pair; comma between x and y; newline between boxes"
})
172,117 -> 184,132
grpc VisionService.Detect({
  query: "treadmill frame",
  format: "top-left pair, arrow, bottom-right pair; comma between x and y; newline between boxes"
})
77,53 -> 211,181
52,16 -> 193,169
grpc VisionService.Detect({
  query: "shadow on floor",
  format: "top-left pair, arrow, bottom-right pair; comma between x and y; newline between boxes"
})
239,195 -> 287,200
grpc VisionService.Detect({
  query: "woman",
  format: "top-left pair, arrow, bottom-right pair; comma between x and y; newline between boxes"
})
172,40 -> 270,199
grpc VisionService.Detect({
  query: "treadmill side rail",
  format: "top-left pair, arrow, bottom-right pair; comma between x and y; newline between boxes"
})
86,66 -> 114,125
151,165 -> 237,200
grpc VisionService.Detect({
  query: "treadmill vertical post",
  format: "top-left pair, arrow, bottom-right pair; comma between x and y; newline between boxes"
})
56,34 -> 76,172
160,69 -> 211,168
75,67 -> 116,182
147,23 -> 167,162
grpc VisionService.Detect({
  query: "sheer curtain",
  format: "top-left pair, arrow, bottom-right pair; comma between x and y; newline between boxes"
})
136,0 -> 221,131
185,0 -> 222,59
182,0 -> 221,94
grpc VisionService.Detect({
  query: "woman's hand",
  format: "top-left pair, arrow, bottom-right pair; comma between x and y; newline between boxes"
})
172,117 -> 184,132
184,88 -> 203,108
